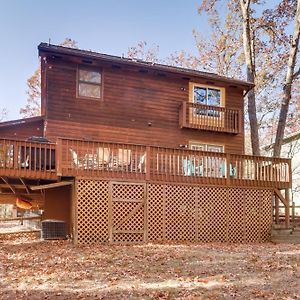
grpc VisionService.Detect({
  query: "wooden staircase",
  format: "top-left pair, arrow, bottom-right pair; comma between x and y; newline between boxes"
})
271,226 -> 300,244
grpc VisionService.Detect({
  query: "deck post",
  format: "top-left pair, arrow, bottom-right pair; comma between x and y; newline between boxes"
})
274,194 -> 279,224
285,188 -> 290,228
292,201 -> 295,227
56,138 -> 62,177
146,146 -> 151,181
289,160 -> 292,185
13,140 -> 19,170
226,153 -> 231,186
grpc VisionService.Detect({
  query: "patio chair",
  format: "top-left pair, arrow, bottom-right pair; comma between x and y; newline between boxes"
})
138,153 -> 146,173
97,147 -> 110,168
183,159 -> 195,176
183,158 -> 203,176
116,149 -> 131,170
230,164 -> 237,178
69,148 -> 85,169
21,155 -> 29,168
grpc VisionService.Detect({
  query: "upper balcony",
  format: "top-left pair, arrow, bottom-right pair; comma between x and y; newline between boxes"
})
0,138 -> 291,190
179,102 -> 241,134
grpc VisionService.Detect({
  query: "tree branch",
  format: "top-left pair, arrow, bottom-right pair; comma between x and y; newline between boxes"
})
293,67 -> 300,80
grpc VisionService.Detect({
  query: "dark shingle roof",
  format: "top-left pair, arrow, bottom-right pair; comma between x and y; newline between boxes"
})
38,43 -> 254,89
0,116 -> 44,128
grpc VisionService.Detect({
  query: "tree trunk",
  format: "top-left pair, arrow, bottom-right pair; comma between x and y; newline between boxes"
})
247,71 -> 260,155
240,0 -> 260,155
273,0 -> 300,157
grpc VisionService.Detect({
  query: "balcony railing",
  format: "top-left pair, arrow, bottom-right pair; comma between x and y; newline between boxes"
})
56,138 -> 290,189
179,102 -> 241,134
0,138 -> 57,180
57,138 -> 147,181
149,146 -> 291,188
0,138 -> 291,189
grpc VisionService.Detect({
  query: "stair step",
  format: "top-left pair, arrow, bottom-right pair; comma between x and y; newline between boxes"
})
271,229 -> 293,236
272,224 -> 290,230
271,235 -> 300,244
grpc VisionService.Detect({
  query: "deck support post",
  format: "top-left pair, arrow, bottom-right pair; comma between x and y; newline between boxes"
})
274,195 -> 279,224
292,201 -> 295,227
285,188 -> 290,228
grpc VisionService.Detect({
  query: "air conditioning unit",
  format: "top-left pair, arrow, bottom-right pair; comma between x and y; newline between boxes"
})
41,220 -> 67,240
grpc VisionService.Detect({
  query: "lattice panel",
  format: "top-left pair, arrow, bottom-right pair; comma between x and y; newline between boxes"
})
113,233 -> 144,243
165,185 -> 196,241
75,179 -> 273,244
228,188 -> 245,242
76,179 -> 109,244
111,183 -> 145,243
147,184 -> 164,241
112,183 -> 144,200
245,189 -> 261,242
198,187 -> 227,242
260,189 -> 272,242
112,202 -> 144,231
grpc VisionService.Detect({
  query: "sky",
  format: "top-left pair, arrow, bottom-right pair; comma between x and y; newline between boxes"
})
0,0 -> 210,120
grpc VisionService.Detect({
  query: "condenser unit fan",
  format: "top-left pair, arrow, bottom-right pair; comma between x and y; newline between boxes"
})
41,219 -> 67,240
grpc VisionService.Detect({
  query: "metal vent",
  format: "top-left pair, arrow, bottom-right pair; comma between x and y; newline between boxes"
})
41,220 -> 67,240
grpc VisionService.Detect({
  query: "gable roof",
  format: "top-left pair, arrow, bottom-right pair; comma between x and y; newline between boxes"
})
38,43 -> 254,90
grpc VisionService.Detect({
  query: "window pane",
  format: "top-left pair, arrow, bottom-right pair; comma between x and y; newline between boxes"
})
79,69 -> 101,84
207,88 -> 221,106
190,144 -> 206,151
207,145 -> 223,152
79,83 -> 101,98
194,87 -> 207,104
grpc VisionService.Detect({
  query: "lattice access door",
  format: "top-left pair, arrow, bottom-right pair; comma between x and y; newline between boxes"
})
109,182 -> 146,243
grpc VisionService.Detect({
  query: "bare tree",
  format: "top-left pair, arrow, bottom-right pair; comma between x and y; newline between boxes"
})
239,0 -> 260,155
127,41 -> 159,63
273,0 -> 300,157
0,107 -> 7,122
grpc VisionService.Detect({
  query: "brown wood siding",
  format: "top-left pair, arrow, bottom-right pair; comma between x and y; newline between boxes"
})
43,186 -> 71,233
0,121 -> 44,140
44,59 -> 245,154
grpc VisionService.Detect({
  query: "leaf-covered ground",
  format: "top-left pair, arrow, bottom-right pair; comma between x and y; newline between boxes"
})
0,236 -> 300,299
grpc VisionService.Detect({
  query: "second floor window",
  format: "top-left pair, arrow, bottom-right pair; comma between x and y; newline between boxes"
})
78,68 -> 102,99
190,83 -> 225,117
195,87 -> 221,106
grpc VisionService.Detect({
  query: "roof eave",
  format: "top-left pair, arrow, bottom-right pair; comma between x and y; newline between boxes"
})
0,116 -> 45,128
38,43 -> 254,90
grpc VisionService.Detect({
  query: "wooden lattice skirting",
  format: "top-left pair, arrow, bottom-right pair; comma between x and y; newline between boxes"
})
75,179 -> 272,244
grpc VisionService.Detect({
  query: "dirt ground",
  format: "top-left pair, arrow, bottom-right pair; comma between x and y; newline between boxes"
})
0,236 -> 300,300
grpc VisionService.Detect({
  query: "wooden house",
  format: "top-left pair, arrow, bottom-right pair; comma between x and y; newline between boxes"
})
0,43 -> 292,243
263,131 -> 300,219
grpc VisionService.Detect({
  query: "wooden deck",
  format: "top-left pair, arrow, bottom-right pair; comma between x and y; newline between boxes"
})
0,139 -> 57,180
0,138 -> 291,189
